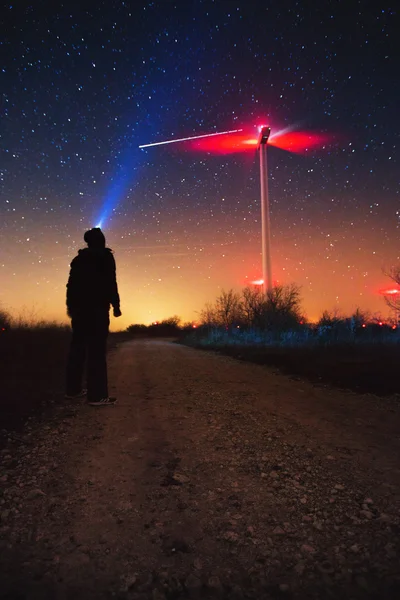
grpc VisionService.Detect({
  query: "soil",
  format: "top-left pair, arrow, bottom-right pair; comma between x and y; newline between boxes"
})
1,339 -> 400,599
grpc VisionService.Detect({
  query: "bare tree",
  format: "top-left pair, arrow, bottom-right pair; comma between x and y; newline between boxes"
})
263,284 -> 302,330
317,308 -> 343,327
242,285 -> 266,327
266,284 -> 301,313
215,289 -> 243,328
351,307 -> 370,325
160,315 -> 181,327
199,302 -> 218,327
200,284 -> 303,331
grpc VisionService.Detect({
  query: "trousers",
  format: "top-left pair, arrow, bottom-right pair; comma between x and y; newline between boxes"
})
66,310 -> 110,401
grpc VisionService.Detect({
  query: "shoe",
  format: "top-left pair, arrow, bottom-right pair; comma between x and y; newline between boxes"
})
88,397 -> 117,406
65,389 -> 87,399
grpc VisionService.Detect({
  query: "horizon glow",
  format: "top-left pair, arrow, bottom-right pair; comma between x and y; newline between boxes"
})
2,2 -> 397,332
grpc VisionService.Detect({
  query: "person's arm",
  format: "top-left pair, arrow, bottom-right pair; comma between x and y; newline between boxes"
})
109,254 -> 121,316
66,258 -> 78,317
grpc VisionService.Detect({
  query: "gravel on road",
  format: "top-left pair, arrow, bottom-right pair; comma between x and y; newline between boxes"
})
1,339 -> 399,599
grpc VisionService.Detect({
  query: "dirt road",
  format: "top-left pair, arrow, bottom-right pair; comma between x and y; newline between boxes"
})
1,340 -> 400,599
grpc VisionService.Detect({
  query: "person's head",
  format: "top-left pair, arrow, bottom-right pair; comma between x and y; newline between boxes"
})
84,227 -> 106,249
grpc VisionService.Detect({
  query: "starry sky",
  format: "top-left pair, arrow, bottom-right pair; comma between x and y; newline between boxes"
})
1,0 -> 399,329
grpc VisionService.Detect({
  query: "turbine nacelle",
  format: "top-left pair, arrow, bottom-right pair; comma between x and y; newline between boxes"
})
258,126 -> 271,146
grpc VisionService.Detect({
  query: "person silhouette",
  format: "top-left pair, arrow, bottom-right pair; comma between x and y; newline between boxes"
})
65,227 -> 121,406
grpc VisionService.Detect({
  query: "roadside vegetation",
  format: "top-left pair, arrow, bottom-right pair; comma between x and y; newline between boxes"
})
177,282 -> 400,397
0,308 -> 128,432
0,308 -> 70,432
1,267 -> 399,431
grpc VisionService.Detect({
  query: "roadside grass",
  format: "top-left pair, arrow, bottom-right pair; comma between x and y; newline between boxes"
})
0,311 -> 130,432
180,326 -> 400,397
0,320 -> 70,431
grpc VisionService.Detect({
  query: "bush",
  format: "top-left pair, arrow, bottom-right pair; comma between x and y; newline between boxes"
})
126,316 -> 182,338
0,307 -> 12,332
199,284 -> 303,332
126,324 -> 148,334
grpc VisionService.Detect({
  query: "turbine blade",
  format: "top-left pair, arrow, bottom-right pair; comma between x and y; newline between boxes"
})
138,128 -> 243,149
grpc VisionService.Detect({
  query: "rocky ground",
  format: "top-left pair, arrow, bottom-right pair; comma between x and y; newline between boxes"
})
1,339 -> 399,599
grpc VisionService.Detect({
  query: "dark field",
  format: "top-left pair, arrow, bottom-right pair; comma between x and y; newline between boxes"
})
189,342 -> 400,397
0,327 -> 131,434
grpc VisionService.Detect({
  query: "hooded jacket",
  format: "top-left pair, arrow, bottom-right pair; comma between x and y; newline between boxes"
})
66,247 -> 120,315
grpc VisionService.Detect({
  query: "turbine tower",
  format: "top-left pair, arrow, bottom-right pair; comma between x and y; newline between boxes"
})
138,124 -> 275,295
258,126 -> 273,295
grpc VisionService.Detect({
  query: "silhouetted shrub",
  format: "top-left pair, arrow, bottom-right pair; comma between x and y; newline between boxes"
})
199,284 -> 303,332
0,307 -> 12,332
126,324 -> 148,334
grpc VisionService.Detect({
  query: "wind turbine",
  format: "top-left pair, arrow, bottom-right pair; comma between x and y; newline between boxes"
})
258,126 -> 272,295
138,124 -> 331,296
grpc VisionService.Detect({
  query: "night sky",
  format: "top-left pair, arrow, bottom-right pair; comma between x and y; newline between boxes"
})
1,1 -> 399,329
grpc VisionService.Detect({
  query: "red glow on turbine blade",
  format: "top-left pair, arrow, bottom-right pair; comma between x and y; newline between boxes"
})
269,131 -> 333,154
188,131 -> 257,154
187,129 -> 336,155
